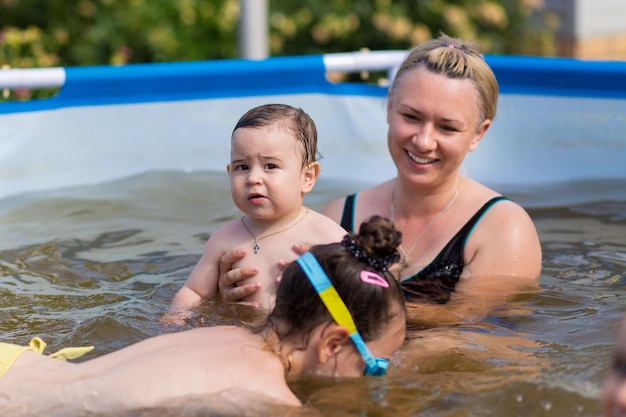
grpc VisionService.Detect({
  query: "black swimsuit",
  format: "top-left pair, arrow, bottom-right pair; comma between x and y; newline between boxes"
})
340,194 -> 509,304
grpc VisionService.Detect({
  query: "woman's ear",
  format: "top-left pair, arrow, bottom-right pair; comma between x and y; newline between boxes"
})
469,119 -> 491,152
318,323 -> 351,364
301,162 -> 321,194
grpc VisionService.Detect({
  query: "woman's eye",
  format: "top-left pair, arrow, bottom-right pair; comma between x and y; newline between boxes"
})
440,125 -> 459,133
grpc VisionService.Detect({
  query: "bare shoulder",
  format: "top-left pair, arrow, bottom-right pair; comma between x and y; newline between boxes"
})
478,197 -> 537,231
464,194 -> 542,278
321,180 -> 392,223
190,219 -> 247,279
462,178 -> 536,230
320,195 -> 348,222
201,219 -> 250,254
305,209 -> 348,241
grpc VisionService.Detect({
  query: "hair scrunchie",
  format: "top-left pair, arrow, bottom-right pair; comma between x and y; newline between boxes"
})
341,235 -> 400,272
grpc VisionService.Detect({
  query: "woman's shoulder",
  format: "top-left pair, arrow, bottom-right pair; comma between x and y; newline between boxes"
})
475,197 -> 537,236
460,180 -> 531,226
463,178 -> 527,216
355,180 -> 394,201
321,180 -> 393,221
460,180 -> 541,277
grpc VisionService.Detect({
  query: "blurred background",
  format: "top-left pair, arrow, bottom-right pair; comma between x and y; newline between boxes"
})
2,0 -> 626,100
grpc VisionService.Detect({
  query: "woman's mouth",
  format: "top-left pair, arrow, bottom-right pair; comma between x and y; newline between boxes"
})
407,150 -> 436,164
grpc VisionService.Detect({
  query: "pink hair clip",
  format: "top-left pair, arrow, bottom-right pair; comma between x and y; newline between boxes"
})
360,270 -> 389,288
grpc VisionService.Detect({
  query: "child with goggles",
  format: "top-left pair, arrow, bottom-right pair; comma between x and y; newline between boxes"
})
0,216 -> 405,413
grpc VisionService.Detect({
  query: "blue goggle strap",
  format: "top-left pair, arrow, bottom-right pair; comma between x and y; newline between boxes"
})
296,252 -> 388,377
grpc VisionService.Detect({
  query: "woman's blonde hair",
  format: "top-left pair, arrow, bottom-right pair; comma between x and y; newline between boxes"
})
390,34 -> 499,126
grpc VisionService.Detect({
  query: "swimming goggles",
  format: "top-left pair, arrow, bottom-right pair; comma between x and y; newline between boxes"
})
296,252 -> 389,377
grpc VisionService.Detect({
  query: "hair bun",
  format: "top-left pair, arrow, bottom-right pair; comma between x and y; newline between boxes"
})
342,215 -> 402,271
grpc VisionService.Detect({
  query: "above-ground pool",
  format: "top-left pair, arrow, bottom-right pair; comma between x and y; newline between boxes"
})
0,52 -> 625,416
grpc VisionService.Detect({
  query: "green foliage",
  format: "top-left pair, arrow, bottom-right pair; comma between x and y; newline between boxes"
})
1,0 -> 240,67
270,0 -> 557,56
1,0 -> 556,99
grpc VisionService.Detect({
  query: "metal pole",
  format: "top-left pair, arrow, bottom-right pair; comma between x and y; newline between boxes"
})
238,0 -> 268,60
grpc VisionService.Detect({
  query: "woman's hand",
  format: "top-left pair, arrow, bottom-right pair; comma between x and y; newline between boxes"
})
291,242 -> 310,257
274,242 -> 312,284
217,243 -> 313,304
217,248 -> 261,304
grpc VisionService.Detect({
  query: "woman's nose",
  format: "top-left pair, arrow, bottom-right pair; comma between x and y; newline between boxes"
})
411,124 -> 436,151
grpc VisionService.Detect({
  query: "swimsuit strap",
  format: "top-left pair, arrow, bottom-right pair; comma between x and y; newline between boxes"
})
429,195 -> 510,266
400,196 -> 510,304
340,193 -> 357,232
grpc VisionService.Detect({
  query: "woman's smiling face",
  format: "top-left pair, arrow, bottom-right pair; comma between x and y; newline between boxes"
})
386,65 -> 490,188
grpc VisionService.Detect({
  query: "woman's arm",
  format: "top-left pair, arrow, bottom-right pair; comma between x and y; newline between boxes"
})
406,201 -> 542,326
463,200 -> 542,279
216,248 -> 262,304
405,273 -> 540,326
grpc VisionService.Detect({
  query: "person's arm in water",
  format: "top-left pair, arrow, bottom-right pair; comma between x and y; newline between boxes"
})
409,199 -> 541,325
164,226 -> 237,321
403,273 -> 540,326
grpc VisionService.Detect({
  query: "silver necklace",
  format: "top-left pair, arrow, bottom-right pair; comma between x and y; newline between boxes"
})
390,184 -> 460,269
241,207 -> 310,254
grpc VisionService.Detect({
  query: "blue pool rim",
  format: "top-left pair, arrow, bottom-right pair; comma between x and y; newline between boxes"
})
1,53 -> 626,115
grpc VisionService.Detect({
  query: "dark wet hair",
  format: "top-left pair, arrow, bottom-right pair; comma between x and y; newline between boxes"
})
232,103 -> 319,168
267,215 -> 406,346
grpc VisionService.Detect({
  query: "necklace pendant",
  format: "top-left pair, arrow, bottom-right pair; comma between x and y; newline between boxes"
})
401,256 -> 410,269
253,241 -> 260,254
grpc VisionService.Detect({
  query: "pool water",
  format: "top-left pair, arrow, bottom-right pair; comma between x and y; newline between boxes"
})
0,171 -> 624,416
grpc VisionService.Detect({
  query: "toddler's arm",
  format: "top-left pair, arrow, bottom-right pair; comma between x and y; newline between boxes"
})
162,237 -> 222,324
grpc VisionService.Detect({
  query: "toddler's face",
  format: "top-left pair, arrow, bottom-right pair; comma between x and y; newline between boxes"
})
228,123 -> 307,220
603,319 -> 626,417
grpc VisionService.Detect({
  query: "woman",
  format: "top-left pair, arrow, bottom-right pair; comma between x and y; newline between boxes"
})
0,217 -> 406,415
218,34 -> 542,325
